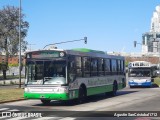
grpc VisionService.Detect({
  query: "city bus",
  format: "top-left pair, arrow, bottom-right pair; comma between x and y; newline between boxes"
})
24,48 -> 126,104
128,61 -> 153,88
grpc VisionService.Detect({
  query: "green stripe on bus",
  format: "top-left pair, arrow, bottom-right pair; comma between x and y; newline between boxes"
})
87,84 -> 112,96
24,83 -> 124,101
71,48 -> 105,54
24,93 -> 69,100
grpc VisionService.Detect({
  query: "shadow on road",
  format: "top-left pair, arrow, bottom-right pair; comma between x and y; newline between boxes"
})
33,90 -> 138,107
152,83 -> 159,88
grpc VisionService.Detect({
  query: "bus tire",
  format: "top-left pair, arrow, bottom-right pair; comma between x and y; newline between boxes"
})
41,99 -> 51,105
78,86 -> 86,104
108,82 -> 117,96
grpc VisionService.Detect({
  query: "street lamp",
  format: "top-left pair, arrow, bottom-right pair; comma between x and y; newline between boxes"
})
43,37 -> 87,49
19,0 -> 22,88
134,40 -> 149,61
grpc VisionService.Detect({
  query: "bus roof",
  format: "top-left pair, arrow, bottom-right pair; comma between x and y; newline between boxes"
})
25,48 -> 124,60
66,48 -> 124,59
70,48 -> 105,54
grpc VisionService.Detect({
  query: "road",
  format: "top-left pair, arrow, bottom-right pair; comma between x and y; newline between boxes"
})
0,87 -> 160,120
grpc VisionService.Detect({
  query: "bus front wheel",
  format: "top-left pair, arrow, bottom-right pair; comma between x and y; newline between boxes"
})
41,99 -> 51,105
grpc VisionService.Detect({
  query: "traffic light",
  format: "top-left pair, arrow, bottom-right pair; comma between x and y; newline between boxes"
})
134,41 -> 137,47
84,37 -> 87,44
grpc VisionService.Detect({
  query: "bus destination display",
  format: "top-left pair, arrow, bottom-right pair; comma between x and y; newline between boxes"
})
26,51 -> 65,59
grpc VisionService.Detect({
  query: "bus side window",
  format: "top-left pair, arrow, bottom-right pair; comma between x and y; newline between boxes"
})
117,60 -> 121,75
83,57 -> 91,77
91,58 -> 98,76
68,55 -> 76,82
98,58 -> 104,76
75,56 -> 82,77
105,59 -> 111,75
121,60 -> 125,75
111,59 -> 117,75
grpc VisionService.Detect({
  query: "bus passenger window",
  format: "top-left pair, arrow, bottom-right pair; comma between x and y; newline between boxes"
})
75,56 -> 82,77
68,56 -> 76,82
83,57 -> 91,77
91,58 -> 98,76
98,59 -> 104,76
105,59 -> 111,75
111,59 -> 117,75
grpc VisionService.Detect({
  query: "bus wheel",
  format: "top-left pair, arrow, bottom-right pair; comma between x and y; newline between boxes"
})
112,83 -> 117,96
108,82 -> 117,96
78,86 -> 86,104
41,100 -> 51,105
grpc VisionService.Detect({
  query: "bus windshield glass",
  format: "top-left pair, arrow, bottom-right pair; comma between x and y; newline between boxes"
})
129,68 -> 151,77
26,60 -> 66,85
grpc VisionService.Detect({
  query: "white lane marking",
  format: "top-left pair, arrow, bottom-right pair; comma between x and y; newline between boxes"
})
0,108 -> 9,111
8,109 -> 19,111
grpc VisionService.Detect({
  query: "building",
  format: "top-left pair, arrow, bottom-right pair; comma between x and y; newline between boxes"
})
150,5 -> 160,33
142,32 -> 160,53
0,55 -> 24,65
108,51 -> 160,65
142,5 -> 160,53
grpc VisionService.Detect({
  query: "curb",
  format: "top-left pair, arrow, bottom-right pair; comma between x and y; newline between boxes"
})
0,98 -> 26,104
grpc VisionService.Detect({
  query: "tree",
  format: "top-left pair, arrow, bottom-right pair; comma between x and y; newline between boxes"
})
0,6 -> 29,79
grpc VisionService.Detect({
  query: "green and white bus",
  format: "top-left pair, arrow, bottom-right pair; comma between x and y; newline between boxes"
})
24,48 -> 126,104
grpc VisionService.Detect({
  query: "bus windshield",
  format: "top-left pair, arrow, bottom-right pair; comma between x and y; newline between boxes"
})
129,68 -> 151,77
26,60 -> 66,85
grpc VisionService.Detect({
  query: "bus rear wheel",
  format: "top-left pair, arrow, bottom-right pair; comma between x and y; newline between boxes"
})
41,100 -> 51,105
78,86 -> 86,104
108,82 -> 117,96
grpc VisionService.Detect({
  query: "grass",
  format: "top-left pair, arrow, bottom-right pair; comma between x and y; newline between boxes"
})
154,77 -> 160,87
0,88 -> 24,103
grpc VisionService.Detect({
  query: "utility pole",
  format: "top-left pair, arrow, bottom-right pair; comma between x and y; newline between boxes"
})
19,0 -> 22,88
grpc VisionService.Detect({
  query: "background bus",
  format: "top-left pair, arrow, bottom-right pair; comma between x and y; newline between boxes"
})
128,61 -> 154,88
24,48 -> 126,104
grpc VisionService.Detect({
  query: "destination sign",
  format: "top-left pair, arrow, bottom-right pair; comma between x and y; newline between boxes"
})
26,51 -> 66,59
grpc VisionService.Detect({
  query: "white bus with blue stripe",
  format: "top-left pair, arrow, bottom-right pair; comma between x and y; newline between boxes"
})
128,61 -> 153,88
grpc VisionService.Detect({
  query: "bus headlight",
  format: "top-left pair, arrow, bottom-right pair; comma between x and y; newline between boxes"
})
24,88 -> 30,92
146,80 -> 151,82
57,87 -> 68,93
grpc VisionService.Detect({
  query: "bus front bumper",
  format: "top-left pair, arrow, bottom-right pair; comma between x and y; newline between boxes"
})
128,81 -> 152,87
24,92 -> 69,100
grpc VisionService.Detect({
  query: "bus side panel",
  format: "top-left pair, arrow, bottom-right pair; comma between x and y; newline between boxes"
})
86,82 -> 125,96
24,92 -> 69,100
118,83 -> 125,89
87,84 -> 113,96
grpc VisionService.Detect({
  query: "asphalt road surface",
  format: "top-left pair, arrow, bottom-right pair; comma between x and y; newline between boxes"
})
0,87 -> 160,120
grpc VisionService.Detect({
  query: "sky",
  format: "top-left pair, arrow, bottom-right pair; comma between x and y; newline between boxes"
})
0,0 -> 160,53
